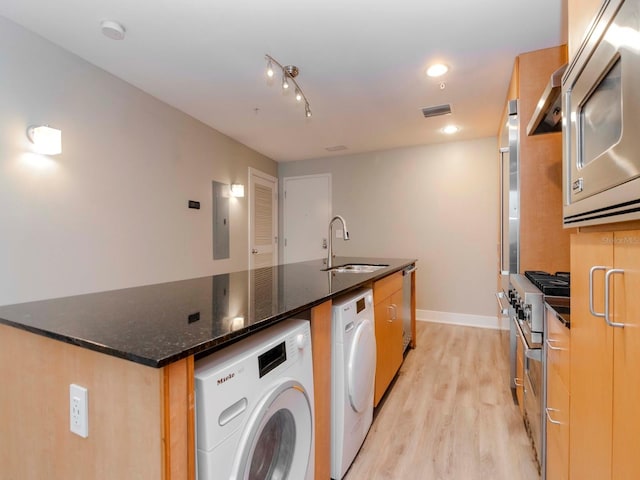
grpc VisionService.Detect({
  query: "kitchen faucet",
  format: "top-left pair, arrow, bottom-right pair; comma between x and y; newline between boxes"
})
327,215 -> 350,269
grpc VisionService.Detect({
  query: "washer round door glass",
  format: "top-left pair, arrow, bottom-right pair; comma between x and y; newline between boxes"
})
234,380 -> 313,480
347,318 -> 376,412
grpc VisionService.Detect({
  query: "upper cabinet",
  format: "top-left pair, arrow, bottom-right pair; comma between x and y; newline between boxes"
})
568,0 -> 604,62
497,45 -> 573,276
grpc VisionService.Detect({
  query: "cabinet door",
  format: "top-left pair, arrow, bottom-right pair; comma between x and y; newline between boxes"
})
373,291 -> 403,406
546,313 -> 570,480
569,232 -> 614,480
515,327 -> 525,415
546,366 -> 570,480
612,231 -> 640,479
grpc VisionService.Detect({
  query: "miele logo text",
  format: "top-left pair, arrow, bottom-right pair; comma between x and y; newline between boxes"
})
217,373 -> 235,385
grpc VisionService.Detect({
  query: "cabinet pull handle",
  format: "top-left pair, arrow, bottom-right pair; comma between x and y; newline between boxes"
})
387,304 -> 397,322
514,378 -> 524,387
545,407 -> 562,425
604,268 -> 625,328
546,339 -> 564,351
589,266 -> 607,318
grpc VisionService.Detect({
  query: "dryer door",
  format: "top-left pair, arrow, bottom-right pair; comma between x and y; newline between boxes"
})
233,379 -> 313,480
347,318 -> 376,413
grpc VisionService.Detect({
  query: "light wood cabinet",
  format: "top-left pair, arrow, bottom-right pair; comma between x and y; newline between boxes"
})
568,0 -> 604,62
373,272 -> 404,406
0,323 -> 193,480
496,45 -> 572,288
0,300 -> 334,480
569,230 -> 640,480
545,310 -> 570,480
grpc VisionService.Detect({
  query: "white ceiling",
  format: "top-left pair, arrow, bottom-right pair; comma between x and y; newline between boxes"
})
0,0 -> 567,162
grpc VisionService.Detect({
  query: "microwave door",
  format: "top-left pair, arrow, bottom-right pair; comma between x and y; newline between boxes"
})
566,0 -> 640,205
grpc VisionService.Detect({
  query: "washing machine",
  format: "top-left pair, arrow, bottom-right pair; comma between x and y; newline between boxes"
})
195,318 -> 314,480
331,288 -> 377,479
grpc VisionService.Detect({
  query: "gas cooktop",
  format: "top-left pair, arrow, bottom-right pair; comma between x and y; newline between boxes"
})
524,270 -> 570,297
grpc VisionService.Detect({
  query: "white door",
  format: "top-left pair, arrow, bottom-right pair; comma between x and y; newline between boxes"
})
283,174 -> 331,264
249,168 -> 278,270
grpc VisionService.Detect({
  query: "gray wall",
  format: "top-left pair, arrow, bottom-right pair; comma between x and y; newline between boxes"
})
278,138 -> 498,318
0,17 -> 276,305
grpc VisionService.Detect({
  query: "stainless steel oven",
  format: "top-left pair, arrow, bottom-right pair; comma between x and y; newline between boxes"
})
507,272 -> 570,477
562,0 -> 640,227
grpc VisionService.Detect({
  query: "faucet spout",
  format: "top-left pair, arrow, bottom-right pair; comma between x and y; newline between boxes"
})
327,215 -> 349,269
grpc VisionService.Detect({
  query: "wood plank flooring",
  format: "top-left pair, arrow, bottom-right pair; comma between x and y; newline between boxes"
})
344,321 -> 540,480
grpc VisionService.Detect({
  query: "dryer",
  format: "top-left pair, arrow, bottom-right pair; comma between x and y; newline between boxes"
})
195,318 -> 314,480
331,289 -> 376,479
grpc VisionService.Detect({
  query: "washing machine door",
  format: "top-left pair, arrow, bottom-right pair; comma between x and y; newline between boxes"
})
347,318 -> 376,413
232,379 -> 313,480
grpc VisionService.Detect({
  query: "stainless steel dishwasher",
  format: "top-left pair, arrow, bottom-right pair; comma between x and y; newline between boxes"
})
402,264 -> 417,352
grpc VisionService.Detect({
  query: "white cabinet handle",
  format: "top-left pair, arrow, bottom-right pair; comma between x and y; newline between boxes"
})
387,304 -> 397,322
589,265 -> 607,318
546,339 -> 564,351
514,378 -> 524,387
545,407 -> 562,425
604,268 -> 625,328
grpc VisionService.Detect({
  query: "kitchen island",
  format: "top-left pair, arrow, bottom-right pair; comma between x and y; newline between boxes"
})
0,256 -> 416,480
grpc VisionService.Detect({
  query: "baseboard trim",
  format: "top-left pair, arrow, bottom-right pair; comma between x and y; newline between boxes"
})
416,309 -> 508,331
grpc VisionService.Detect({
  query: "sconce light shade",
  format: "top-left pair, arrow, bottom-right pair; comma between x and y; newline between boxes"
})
27,125 -> 62,155
230,184 -> 245,197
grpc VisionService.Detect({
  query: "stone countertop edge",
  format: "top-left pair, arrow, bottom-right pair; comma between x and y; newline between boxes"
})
0,257 -> 417,368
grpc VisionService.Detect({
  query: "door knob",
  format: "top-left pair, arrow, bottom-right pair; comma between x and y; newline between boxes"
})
251,249 -> 258,254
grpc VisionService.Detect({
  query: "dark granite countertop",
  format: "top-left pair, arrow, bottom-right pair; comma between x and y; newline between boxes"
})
0,257 -> 416,368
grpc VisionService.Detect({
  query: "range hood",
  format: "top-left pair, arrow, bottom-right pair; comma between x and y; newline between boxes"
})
526,64 -> 567,136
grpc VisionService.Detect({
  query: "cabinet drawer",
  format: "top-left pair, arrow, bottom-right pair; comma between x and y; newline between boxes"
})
547,312 -> 570,388
547,365 -> 570,478
373,271 -> 403,303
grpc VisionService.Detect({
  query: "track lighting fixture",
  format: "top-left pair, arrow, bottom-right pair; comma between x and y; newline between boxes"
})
265,54 -> 312,118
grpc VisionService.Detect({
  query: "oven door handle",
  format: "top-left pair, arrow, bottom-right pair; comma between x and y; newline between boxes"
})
525,348 -> 542,362
495,291 -> 510,315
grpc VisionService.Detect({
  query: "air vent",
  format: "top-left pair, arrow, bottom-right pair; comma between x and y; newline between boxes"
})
421,104 -> 452,118
325,145 -> 348,152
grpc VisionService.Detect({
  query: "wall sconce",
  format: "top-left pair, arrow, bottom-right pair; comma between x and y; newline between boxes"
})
230,184 -> 245,197
27,125 -> 62,155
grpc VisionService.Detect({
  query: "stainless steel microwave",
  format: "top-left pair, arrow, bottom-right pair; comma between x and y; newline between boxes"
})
562,0 -> 640,227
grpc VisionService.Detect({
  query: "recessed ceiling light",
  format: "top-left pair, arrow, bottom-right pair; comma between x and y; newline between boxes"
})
426,63 -> 448,77
100,20 -> 126,40
442,125 -> 459,134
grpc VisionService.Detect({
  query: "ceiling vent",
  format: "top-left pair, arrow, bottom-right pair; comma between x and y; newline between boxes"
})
325,145 -> 348,152
421,104 -> 452,118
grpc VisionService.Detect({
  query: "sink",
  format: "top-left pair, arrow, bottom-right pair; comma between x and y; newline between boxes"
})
324,263 -> 389,273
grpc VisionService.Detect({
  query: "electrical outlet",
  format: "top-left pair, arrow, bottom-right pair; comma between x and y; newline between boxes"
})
69,384 -> 88,438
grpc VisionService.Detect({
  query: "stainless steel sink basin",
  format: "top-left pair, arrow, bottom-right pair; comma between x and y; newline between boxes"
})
324,263 -> 389,273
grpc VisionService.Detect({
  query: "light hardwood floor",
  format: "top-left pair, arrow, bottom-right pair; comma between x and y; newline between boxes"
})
344,321 -> 540,480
